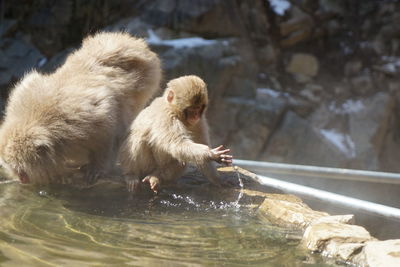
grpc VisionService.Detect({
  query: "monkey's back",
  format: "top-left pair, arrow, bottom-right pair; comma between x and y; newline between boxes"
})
0,32 -> 162,184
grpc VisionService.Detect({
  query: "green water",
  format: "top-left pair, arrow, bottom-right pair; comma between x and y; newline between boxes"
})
0,179 -> 339,266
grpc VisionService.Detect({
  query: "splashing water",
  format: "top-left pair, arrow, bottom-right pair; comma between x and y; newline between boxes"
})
233,166 -> 244,209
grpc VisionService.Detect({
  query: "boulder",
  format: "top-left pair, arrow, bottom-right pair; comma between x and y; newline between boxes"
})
354,239 -> 400,267
210,96 -> 287,159
302,222 -> 373,257
309,92 -> 396,171
260,111 -> 345,167
258,197 -> 329,229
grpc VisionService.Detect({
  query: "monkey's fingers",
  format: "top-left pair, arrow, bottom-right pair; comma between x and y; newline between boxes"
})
220,154 -> 233,165
217,149 -> 231,155
126,179 -> 140,192
221,156 -> 233,165
142,176 -> 160,194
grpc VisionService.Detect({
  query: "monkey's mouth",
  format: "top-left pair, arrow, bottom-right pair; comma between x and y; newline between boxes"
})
18,171 -> 30,184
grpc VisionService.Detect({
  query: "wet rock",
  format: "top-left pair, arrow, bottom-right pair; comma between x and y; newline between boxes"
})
258,197 -> 329,229
302,222 -> 373,255
325,242 -> 365,262
354,239 -> 400,267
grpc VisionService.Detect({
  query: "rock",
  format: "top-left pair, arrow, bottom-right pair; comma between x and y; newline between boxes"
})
143,30 -> 244,107
299,84 -> 324,103
325,241 -> 365,261
0,36 -> 45,88
313,215 -> 355,225
344,61 -> 363,76
286,53 -> 319,83
350,74 -> 374,95
40,48 -> 73,73
258,197 -> 329,228
0,19 -> 17,37
105,17 -> 154,38
139,0 -> 270,40
302,222 -> 373,254
260,111 -> 345,167
309,92 -> 395,171
354,239 -> 400,267
211,97 -> 287,159
347,92 -> 394,170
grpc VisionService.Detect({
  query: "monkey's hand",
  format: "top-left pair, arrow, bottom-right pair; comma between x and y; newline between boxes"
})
125,175 -> 141,192
142,175 -> 160,194
210,145 -> 233,165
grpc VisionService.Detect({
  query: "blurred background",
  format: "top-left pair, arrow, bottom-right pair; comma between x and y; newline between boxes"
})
1,0 -> 399,172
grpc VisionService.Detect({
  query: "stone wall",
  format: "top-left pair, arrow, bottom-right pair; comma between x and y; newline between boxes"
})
1,0 -> 400,172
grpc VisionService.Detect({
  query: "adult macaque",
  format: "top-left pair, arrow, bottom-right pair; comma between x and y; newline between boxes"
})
0,32 -> 161,185
119,75 -> 233,193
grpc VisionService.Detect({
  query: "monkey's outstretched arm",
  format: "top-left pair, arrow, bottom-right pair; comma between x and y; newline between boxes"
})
167,139 -> 212,166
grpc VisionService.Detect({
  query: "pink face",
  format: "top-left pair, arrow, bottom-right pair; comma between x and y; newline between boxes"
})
18,170 -> 30,184
185,105 -> 204,126
0,158 -> 31,184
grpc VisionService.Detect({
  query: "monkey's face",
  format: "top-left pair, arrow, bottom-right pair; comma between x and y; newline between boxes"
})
0,127 -> 56,184
184,104 -> 205,126
0,155 -> 31,184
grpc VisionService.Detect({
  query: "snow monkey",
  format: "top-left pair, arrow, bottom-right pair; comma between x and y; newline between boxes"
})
118,75 -> 233,193
0,32 -> 161,185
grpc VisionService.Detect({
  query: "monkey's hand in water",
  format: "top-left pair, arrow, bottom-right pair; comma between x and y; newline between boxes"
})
125,175 -> 141,192
142,175 -> 160,193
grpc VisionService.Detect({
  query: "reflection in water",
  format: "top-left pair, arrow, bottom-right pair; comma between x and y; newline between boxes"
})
0,180 -> 338,266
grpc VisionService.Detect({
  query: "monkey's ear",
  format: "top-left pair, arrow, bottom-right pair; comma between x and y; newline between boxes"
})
167,90 -> 174,103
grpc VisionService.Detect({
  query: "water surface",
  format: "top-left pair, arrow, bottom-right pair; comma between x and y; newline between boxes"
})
0,178 -> 339,266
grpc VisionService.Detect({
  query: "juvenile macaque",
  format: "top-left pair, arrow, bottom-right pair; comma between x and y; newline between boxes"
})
0,32 -> 161,185
119,75 -> 233,193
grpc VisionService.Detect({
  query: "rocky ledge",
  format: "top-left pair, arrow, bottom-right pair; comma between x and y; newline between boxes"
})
224,167 -> 400,267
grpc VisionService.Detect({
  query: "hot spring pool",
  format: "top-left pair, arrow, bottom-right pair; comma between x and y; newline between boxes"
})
0,178 -> 340,266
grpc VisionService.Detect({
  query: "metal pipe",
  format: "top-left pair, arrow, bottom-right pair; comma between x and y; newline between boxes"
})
235,159 -> 400,184
253,173 -> 400,221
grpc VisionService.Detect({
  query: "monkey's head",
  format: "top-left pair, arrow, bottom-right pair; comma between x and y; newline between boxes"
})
0,122 -> 57,184
164,75 -> 208,126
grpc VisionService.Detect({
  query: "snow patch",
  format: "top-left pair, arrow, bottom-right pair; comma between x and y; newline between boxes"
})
257,88 -> 282,98
320,129 -> 356,158
329,99 -> 364,115
268,0 -> 291,15
146,29 -> 218,48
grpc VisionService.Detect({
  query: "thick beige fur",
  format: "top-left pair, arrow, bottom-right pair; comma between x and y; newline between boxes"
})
0,32 -> 161,184
119,75 -> 220,191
